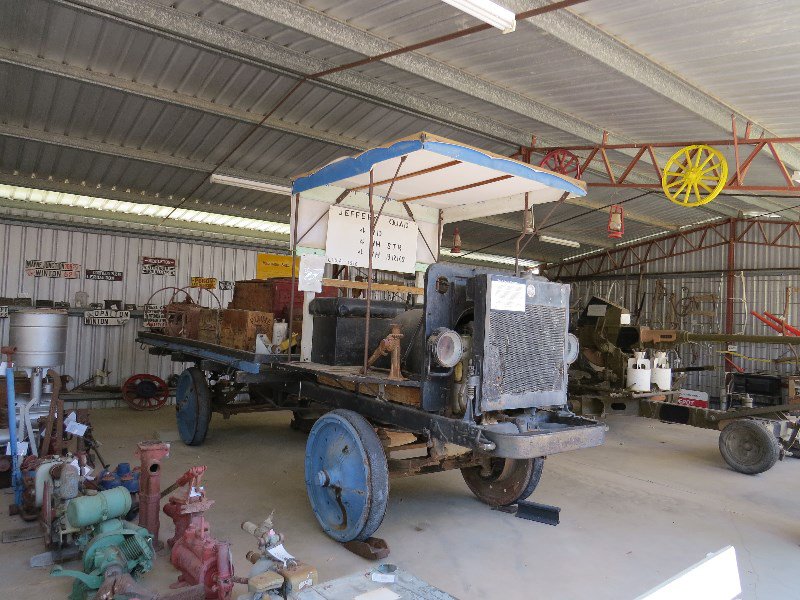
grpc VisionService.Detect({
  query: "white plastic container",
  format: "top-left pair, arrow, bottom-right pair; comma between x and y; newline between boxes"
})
626,351 -> 652,392
651,351 -> 672,391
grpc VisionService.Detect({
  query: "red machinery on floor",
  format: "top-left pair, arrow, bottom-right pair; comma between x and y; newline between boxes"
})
163,466 -> 234,600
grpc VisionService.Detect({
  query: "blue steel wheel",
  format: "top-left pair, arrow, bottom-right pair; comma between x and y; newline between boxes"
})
175,367 -> 211,446
305,409 -> 388,543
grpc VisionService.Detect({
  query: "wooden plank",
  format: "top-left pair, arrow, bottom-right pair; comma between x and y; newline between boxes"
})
317,374 -> 421,407
321,278 -> 423,295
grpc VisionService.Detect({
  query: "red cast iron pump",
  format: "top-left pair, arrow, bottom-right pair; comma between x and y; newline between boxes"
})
163,466 -> 234,600
136,440 -> 171,547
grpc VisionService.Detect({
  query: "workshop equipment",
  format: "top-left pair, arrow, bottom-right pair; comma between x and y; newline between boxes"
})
238,514 -> 317,600
4,310 -> 69,458
573,296 -> 800,397
136,440 -> 170,546
163,466 -> 234,600
50,486 -> 155,600
122,373 -> 170,411
570,296 -> 800,474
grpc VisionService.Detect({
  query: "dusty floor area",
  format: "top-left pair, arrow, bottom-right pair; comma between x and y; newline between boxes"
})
2,409 -> 799,599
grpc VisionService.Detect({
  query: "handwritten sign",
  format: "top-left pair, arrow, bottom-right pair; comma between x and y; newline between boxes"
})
190,277 -> 217,289
86,269 -> 123,281
141,257 -> 176,276
83,309 -> 130,326
143,304 -> 165,329
324,207 -> 418,273
25,260 -> 80,279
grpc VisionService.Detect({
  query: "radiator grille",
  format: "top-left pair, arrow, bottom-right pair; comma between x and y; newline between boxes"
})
488,304 -> 567,394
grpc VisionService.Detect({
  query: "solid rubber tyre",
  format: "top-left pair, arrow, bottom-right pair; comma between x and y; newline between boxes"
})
718,419 -> 779,475
175,367 -> 211,446
305,409 -> 388,542
461,457 -> 544,506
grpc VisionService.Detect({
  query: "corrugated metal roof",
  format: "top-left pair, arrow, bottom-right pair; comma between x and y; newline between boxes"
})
1,0 -> 799,263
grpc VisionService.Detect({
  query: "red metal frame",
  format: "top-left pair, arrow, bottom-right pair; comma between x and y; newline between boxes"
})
521,118 -> 800,195
544,218 -> 800,280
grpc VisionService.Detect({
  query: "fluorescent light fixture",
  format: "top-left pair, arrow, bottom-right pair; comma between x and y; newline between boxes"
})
440,248 -> 539,268
0,183 -> 291,235
209,173 -> 292,195
440,0 -> 516,33
537,234 -> 580,248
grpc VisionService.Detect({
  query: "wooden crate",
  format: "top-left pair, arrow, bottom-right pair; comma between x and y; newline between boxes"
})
219,309 -> 274,351
197,308 -> 221,344
228,279 -> 274,312
163,302 -> 202,339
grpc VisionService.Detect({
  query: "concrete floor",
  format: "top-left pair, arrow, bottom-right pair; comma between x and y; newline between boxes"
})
2,409 -> 799,600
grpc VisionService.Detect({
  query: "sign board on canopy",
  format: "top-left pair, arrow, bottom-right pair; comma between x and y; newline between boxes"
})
324,206 -> 419,273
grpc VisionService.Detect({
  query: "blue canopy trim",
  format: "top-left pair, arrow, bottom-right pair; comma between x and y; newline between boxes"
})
291,136 -> 586,198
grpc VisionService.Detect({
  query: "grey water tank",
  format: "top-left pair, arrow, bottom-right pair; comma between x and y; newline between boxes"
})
9,309 -> 68,368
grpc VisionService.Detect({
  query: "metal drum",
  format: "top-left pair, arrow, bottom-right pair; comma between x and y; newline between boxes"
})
9,309 -> 68,368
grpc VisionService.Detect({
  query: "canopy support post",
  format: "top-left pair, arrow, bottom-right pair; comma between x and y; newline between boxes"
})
363,169 -> 376,374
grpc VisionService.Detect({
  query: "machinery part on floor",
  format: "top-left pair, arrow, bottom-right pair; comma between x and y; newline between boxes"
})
99,462 -> 140,494
239,514 -> 318,598
539,148 -> 582,179
305,409 -> 389,543
3,345 -> 24,511
176,368 -> 212,446
495,499 -> 561,526
50,487 -> 155,600
341,538 -> 390,561
52,518 -> 154,600
163,466 -> 234,600
39,458 -> 82,548
364,323 -> 405,381
718,419 -> 780,475
95,568 -> 207,600
461,457 -> 544,506
122,374 -> 170,411
136,440 -> 170,546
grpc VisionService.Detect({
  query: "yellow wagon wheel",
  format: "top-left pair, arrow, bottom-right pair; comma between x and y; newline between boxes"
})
662,144 -> 728,206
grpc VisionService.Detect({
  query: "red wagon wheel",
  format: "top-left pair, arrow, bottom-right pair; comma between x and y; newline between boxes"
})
539,149 -> 582,179
122,374 -> 170,411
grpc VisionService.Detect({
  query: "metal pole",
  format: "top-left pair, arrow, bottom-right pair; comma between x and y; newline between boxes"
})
287,193 -> 300,359
363,170 -> 375,374
4,349 -> 23,508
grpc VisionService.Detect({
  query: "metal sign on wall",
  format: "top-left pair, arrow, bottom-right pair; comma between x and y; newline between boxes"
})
324,207 -> 419,273
83,309 -> 131,326
141,257 -> 177,276
218,280 -> 234,291
0,306 -> 8,318
190,277 -> 217,289
25,260 -> 81,279
256,253 -> 299,279
86,269 -> 124,281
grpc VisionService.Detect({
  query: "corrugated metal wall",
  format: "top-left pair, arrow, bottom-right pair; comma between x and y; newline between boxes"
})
568,237 -> 800,399
0,222 -> 263,385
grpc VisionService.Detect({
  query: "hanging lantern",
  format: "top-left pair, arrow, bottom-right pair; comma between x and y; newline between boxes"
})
608,205 -> 624,239
451,227 -> 462,253
523,207 -> 535,234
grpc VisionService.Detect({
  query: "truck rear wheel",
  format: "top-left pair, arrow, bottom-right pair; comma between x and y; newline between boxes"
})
718,419 -> 779,475
461,457 -> 544,506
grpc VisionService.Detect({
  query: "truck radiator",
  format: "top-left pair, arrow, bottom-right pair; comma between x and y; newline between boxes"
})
488,304 -> 567,394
